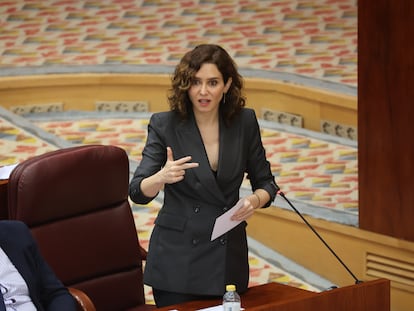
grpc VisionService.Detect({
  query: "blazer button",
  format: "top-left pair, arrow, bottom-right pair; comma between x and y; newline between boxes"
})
220,237 -> 226,245
194,205 -> 200,213
192,238 -> 199,245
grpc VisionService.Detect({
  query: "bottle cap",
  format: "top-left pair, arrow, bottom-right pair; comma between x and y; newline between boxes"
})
226,284 -> 236,291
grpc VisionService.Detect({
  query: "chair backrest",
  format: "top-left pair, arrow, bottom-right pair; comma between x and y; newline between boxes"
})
7,145 -> 147,311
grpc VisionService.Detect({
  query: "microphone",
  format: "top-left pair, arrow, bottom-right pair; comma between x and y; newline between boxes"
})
277,190 -> 363,285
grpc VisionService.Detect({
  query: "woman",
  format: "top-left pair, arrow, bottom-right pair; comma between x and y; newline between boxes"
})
129,44 -> 279,307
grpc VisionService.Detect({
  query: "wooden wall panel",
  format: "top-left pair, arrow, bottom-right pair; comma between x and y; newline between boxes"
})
0,74 -> 356,133
358,0 -> 414,241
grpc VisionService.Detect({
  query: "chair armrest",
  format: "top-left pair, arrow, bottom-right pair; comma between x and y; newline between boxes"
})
69,287 -> 96,311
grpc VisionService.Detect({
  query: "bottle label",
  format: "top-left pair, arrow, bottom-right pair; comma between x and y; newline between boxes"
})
223,302 -> 241,311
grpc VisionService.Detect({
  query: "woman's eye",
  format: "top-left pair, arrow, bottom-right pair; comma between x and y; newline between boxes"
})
191,79 -> 219,86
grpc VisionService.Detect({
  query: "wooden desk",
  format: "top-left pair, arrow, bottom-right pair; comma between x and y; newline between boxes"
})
156,282 -> 315,311
156,279 -> 390,311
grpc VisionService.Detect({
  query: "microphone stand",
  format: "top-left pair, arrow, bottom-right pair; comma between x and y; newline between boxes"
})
278,191 -> 363,285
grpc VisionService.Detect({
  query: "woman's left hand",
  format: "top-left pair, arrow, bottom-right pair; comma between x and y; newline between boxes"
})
231,196 -> 257,221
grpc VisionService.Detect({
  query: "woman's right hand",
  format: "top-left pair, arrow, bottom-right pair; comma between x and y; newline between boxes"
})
140,147 -> 199,198
158,147 -> 199,185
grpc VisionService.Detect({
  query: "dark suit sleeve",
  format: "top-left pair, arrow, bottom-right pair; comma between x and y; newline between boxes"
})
34,250 -> 77,311
244,109 -> 279,206
18,222 -> 77,311
129,112 -> 168,204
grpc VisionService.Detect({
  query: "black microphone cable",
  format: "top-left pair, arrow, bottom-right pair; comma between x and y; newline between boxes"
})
278,190 -> 363,285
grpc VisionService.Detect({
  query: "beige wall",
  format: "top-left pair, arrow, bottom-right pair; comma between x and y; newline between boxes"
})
0,73 -> 356,133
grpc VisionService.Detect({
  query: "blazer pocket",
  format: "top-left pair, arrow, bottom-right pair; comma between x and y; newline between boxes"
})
155,213 -> 187,232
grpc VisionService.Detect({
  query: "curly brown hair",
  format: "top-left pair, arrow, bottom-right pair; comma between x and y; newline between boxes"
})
168,44 -> 246,125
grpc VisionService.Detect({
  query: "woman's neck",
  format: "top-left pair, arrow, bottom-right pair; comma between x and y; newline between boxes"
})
194,111 -> 219,127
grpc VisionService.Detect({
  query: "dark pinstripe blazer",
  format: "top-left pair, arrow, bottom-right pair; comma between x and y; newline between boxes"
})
0,221 -> 76,311
129,108 -> 278,296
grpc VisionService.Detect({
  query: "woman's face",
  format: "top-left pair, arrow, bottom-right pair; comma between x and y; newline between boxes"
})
188,63 -> 232,116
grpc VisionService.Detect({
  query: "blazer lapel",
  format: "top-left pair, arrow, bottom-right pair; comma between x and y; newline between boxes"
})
217,116 -> 241,181
175,115 -> 226,203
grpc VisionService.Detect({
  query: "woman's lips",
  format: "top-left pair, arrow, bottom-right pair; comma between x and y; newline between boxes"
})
199,99 -> 210,106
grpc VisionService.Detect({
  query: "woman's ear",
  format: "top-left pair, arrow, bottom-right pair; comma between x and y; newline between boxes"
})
224,77 -> 232,93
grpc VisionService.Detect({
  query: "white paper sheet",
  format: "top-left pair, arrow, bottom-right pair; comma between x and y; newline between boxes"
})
0,163 -> 18,180
211,198 -> 245,241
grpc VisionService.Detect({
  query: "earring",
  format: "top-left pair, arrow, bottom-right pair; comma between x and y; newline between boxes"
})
223,93 -> 226,104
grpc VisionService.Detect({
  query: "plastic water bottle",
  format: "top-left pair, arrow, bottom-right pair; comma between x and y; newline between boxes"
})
222,284 -> 241,311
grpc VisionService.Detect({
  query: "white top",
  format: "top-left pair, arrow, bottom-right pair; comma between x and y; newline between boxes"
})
0,247 -> 37,310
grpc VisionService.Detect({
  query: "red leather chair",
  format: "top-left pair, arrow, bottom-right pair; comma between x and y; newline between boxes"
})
7,145 -> 156,311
